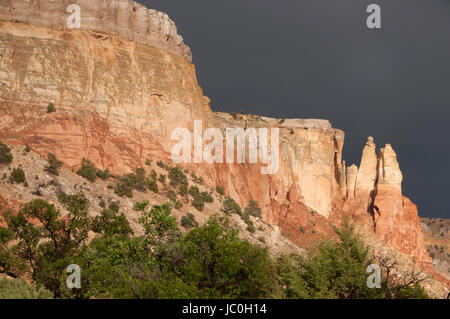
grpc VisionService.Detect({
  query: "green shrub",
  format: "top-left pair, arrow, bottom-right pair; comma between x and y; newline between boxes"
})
135,200 -> 149,211
167,190 -> 177,202
114,174 -> 135,198
47,103 -> 56,113
114,169 -> 149,198
156,160 -> 165,169
0,278 -> 53,299
191,173 -> 204,185
189,185 -> 200,197
0,141 -> 12,165
181,213 -> 199,229
158,174 -> 166,183
181,217 -> 274,298
245,199 -> 262,218
200,191 -> 213,203
23,145 -> 31,155
96,168 -> 110,180
150,169 -> 157,181
192,196 -> 204,212
299,226 -> 305,234
147,178 -> 158,193
174,200 -> 183,209
44,153 -> 63,176
179,183 -> 188,196
168,166 -> 188,188
246,224 -> 256,233
109,202 -> 120,213
76,158 -> 97,182
222,197 -> 242,215
91,209 -> 133,238
9,167 -> 26,184
145,159 -> 152,166
187,186 -> 211,211
216,185 -> 225,195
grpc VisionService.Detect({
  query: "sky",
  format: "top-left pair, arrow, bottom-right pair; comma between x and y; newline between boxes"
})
139,0 -> 450,219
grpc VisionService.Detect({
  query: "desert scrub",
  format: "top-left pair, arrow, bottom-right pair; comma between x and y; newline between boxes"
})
9,167 -> 26,184
114,169 -> 148,198
200,191 -> 213,204
188,186 -> 211,211
222,197 -> 242,215
181,213 -> 199,229
178,183 -> 188,196
0,141 -> 12,165
246,224 -> 256,233
47,103 -> 56,113
245,199 -> 262,218
76,158 -> 97,182
216,185 -> 225,195
23,145 -> 31,155
191,173 -> 204,185
168,166 -> 188,188
44,153 -> 63,176
135,200 -> 149,211
76,158 -> 110,182
156,160 -> 166,169
192,196 -> 205,212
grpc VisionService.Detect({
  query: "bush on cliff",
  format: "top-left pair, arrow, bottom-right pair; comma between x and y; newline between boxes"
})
0,141 -> 12,165
245,199 -> 262,218
44,153 -> 63,176
9,167 -> 26,184
76,158 -> 98,182
215,185 -> 225,195
47,103 -> 56,113
222,196 -> 242,215
181,213 -> 199,229
168,166 -> 188,188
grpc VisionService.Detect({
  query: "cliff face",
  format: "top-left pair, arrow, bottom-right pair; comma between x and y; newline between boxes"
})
0,0 -> 191,61
0,1 -> 435,277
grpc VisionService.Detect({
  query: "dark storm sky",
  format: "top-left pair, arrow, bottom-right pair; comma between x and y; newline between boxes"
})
138,0 -> 450,219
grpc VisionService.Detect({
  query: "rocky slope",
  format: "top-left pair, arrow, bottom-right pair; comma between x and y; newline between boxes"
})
0,144 -> 301,257
421,217 -> 450,281
0,0 -> 447,296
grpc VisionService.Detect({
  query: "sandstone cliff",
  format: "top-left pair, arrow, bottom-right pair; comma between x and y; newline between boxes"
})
0,0 -> 445,292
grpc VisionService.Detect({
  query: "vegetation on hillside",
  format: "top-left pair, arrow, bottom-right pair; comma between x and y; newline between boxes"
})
44,153 -> 63,176
0,195 -> 430,299
0,141 -> 13,165
0,142 -> 432,299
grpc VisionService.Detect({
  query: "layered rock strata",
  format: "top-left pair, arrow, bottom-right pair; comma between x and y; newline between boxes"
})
0,0 -> 438,284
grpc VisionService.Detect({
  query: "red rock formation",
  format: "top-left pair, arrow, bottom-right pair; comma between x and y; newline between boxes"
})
0,0 -> 439,284
336,138 -> 432,271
